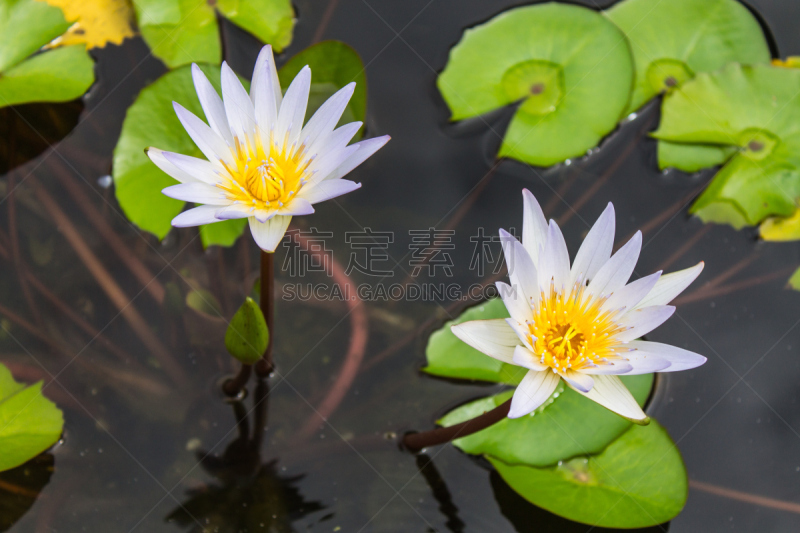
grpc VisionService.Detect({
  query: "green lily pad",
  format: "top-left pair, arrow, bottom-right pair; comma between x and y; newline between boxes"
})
761,207 -> 800,241
437,3 -> 633,167
112,64 -> 248,247
225,297 -> 269,364
489,420 -> 687,528
423,298 -> 526,385
0,363 -> 63,472
654,63 -> 800,226
658,141 -> 737,173
439,373 -> 653,467
605,0 -> 770,116
278,40 -> 367,138
0,0 -> 94,108
788,267 -> 800,291
133,0 -> 294,69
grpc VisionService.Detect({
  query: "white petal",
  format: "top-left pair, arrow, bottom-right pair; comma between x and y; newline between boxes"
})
634,262 -> 704,310
617,351 -> 670,375
537,220 -> 570,293
508,369 -> 560,418
276,66 -> 311,149
300,83 -> 355,150
162,183 -> 230,205
147,148 -> 198,184
221,62 -> 256,148
601,271 -> 662,315
570,203 -> 615,285
173,102 -> 234,167
450,319 -> 519,364
624,340 -> 707,372
512,345 -> 547,371
589,231 -> 642,298
162,152 -> 225,185
499,229 -> 539,308
172,205 -> 221,227
323,135 -> 390,182
300,179 -> 361,204
191,64 -> 233,145
579,362 -> 634,375
253,208 -> 275,223
309,121 -> 362,161
560,370 -> 594,392
571,375 -> 648,423
616,305 -> 675,342
505,318 -> 535,351
277,197 -> 315,216
251,45 -> 280,142
306,142 -> 360,185
496,281 -> 529,324
249,215 -> 291,252
215,203 -> 252,220
522,189 -> 548,265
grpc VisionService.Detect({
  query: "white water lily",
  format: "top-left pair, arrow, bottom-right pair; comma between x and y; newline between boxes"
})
146,45 -> 390,252
452,190 -> 707,423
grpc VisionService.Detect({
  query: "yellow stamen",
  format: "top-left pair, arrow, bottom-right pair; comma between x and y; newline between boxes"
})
216,133 -> 311,209
528,283 -> 625,372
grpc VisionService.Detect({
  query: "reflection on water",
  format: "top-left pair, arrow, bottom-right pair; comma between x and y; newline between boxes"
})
0,454 -> 53,531
167,382 -> 323,532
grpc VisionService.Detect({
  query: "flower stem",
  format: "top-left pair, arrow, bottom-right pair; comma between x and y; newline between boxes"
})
223,363 -> 252,397
255,251 -> 274,377
402,399 -> 511,453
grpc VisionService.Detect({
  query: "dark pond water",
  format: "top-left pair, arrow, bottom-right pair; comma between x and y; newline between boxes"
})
2,0 -> 800,531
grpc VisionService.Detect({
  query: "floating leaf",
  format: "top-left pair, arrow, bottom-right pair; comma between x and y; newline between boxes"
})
605,0 -> 770,116
788,267 -> 800,291
489,420 -> 687,528
40,0 -> 136,49
0,363 -> 63,472
278,40 -> 366,137
133,0 -> 294,69
113,64 -> 250,246
0,0 -> 94,108
654,63 -> 800,226
439,373 -> 652,467
606,0 -> 769,173
437,3 -> 633,167
424,298 -> 526,385
657,141 -> 736,173
773,57 -> 800,69
225,297 -> 269,364
760,207 -> 800,241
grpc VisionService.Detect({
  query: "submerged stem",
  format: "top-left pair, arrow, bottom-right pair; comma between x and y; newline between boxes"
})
255,251 -> 275,377
223,363 -> 252,397
403,399 -> 511,453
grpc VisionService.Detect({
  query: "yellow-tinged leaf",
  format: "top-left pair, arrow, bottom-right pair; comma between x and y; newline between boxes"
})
772,57 -> 800,69
760,207 -> 800,241
38,0 -> 135,49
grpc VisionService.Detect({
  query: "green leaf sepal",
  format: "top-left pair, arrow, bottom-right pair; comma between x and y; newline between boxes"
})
225,297 -> 269,364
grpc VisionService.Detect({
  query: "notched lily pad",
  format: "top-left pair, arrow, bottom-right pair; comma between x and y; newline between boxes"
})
0,363 -> 63,472
0,0 -> 94,108
439,373 -> 653,467
654,63 -> 800,227
133,0 -> 295,69
424,298 -> 526,385
437,3 -> 633,167
605,0 -> 770,115
489,420 -> 687,528
761,207 -> 800,241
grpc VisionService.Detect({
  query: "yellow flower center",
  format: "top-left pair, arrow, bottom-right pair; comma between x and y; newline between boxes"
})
216,136 -> 312,209
528,284 -> 625,372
